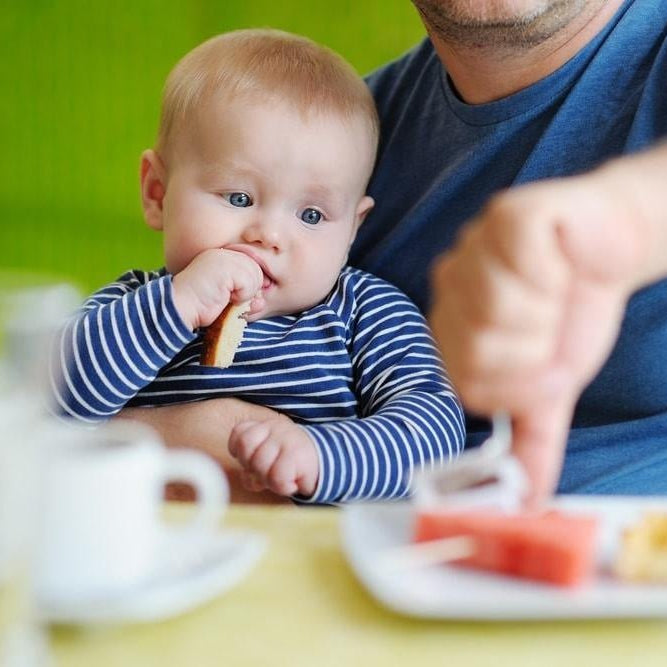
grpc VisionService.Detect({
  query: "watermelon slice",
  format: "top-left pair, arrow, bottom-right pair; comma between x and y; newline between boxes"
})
414,510 -> 599,587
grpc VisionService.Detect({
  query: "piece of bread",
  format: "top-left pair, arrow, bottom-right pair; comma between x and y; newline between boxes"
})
200,301 -> 251,368
614,513 -> 667,582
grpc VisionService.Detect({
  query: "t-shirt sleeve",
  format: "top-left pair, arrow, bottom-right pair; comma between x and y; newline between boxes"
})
49,270 -> 195,422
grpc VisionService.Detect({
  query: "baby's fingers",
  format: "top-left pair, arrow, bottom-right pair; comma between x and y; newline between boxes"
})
228,420 -> 270,466
239,470 -> 266,493
247,292 -> 266,316
225,252 -> 264,304
228,420 -> 254,458
248,439 -> 281,480
267,456 -> 299,497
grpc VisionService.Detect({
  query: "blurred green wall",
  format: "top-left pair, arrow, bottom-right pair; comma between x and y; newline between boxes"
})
2,1 -> 425,293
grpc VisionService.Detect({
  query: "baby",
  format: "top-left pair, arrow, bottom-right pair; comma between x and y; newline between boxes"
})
51,29 -> 465,504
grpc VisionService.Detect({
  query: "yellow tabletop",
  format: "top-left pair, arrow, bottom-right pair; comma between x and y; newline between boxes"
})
52,505 -> 667,667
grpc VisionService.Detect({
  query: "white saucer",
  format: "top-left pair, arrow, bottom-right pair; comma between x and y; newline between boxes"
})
37,529 -> 267,625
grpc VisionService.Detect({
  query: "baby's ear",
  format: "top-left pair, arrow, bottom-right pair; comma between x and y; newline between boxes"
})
355,195 -> 374,228
140,150 -> 167,231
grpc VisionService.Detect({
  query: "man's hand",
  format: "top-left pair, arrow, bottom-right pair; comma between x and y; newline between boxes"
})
429,150 -> 666,505
229,416 -> 319,498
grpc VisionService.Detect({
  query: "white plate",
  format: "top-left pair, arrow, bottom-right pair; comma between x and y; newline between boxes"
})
341,496 -> 667,620
37,529 -> 266,625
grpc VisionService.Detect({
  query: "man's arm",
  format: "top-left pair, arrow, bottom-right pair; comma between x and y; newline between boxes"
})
429,142 -> 667,505
115,399 -> 291,504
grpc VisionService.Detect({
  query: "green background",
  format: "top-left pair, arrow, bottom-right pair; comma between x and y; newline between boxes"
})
2,1 -> 425,294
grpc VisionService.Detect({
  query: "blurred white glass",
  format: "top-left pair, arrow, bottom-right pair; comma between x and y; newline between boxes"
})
1,282 -> 81,398
0,280 -> 80,667
0,396 -> 50,667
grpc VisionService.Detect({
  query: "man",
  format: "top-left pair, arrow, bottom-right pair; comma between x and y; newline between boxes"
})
123,0 -> 667,504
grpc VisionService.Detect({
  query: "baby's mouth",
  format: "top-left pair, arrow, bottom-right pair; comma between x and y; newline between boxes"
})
262,272 -> 275,290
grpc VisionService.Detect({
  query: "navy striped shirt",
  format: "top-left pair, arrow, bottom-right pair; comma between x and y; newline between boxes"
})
51,266 -> 465,504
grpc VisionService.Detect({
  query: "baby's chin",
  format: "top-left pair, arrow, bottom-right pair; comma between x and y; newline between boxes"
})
245,296 -> 323,322
245,305 -> 289,322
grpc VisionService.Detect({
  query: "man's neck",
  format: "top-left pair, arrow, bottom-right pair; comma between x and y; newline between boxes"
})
428,0 -> 625,104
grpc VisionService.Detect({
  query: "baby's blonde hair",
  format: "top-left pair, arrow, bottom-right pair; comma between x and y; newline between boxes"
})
156,29 -> 379,160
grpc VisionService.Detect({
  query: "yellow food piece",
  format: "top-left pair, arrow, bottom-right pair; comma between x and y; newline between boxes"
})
614,513 -> 667,582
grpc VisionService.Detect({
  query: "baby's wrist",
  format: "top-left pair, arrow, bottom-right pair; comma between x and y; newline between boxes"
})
170,275 -> 198,331
296,428 -> 320,498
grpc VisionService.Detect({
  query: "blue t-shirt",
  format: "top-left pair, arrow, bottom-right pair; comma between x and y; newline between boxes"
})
352,0 -> 667,495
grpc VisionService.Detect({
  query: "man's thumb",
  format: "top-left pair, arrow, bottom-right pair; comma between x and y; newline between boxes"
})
511,395 -> 576,508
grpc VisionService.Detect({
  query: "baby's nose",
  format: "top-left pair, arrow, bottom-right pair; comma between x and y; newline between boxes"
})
242,217 -> 283,250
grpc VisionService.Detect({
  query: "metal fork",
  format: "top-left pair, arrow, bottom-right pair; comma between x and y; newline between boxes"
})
411,413 -> 527,512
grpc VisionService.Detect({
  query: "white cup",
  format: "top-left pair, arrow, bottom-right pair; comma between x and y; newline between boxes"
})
33,420 -> 228,606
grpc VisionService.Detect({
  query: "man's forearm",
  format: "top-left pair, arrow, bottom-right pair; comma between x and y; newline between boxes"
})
117,400 -> 244,467
115,399 -> 290,504
597,140 -> 667,290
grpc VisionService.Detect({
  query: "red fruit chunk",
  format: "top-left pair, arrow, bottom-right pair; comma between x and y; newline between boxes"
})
414,510 -> 598,587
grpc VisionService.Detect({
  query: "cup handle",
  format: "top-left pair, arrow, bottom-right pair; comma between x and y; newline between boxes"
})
161,449 -> 229,536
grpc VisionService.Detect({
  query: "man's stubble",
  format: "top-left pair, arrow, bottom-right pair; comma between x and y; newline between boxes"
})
411,0 -> 608,49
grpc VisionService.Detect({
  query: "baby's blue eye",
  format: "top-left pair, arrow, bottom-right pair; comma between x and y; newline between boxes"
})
226,192 -> 252,207
300,208 -> 322,225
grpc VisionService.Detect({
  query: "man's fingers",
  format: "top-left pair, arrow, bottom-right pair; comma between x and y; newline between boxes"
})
554,279 -> 629,385
457,367 -> 569,416
511,395 -> 576,508
456,221 -> 566,331
448,328 -> 561,383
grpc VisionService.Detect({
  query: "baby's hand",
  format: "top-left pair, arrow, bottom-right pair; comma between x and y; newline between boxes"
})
172,249 -> 264,330
228,417 -> 319,497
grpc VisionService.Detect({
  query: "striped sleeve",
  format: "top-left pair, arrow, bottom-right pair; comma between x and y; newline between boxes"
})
49,271 -> 195,422
299,274 -> 465,504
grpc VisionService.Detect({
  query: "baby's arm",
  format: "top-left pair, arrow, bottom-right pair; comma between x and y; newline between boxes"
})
299,281 -> 464,504
51,250 -> 263,422
50,271 -> 196,422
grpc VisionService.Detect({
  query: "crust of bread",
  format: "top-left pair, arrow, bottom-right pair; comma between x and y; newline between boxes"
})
200,301 -> 251,368
614,513 -> 667,582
